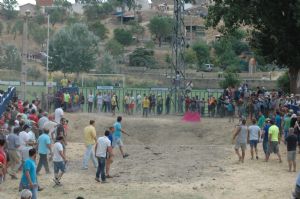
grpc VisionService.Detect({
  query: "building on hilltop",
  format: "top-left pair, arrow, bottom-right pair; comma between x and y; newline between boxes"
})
36,0 -> 54,14
19,3 -> 36,16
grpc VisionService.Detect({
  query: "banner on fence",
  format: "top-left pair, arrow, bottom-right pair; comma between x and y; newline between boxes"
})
33,82 -> 44,86
96,86 -> 114,90
150,88 -> 169,91
207,89 -> 223,93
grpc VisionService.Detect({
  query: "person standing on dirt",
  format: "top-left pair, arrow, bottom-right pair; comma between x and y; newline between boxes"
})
95,130 -> 113,183
257,111 -> 266,129
54,105 -> 64,124
248,119 -> 261,160
286,128 -> 297,172
142,96 -> 150,118
262,118 -> 271,161
53,136 -> 67,186
268,120 -> 282,163
82,120 -> 98,170
165,94 -> 171,115
113,116 -> 129,158
87,91 -> 94,113
232,119 -> 248,163
106,127 -> 114,178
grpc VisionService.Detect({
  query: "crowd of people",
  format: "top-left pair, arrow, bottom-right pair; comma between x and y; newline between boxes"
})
0,93 -> 132,198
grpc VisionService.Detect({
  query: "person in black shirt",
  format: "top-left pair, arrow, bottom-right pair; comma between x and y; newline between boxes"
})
286,128 -> 298,172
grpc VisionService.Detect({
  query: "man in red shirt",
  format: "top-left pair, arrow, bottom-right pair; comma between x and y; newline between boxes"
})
0,138 -> 7,184
28,109 -> 39,124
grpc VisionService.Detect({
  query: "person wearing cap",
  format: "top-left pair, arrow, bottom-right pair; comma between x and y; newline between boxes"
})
262,118 -> 271,161
268,120 -> 282,163
232,119 -> 248,163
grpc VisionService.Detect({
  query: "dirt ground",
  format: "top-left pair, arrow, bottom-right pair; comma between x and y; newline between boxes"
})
0,113 -> 298,199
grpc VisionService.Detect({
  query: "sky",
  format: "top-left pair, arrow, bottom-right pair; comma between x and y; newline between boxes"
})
16,0 -> 76,6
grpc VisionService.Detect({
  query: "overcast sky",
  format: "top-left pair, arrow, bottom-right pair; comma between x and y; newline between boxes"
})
17,0 -> 76,6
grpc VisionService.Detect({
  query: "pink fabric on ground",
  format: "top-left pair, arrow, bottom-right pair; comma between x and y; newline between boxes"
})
182,112 -> 201,122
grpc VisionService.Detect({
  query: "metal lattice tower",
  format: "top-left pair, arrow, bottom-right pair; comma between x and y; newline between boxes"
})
172,0 -> 186,113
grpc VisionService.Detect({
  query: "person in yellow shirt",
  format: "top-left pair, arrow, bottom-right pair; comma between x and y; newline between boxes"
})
61,75 -> 68,88
268,120 -> 282,163
82,120 -> 98,170
142,96 -> 150,117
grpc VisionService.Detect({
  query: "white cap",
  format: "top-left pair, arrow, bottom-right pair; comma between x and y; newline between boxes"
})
20,189 -> 32,199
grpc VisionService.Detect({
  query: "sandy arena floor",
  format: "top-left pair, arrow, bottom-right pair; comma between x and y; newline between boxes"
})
0,113 -> 298,199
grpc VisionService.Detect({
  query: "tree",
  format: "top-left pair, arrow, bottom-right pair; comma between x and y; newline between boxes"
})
219,72 -> 241,89
129,47 -> 157,68
184,48 -> 197,66
0,21 -> 3,36
83,1 -> 114,21
29,23 -> 48,48
0,44 -> 21,70
46,7 -> 66,26
148,16 -> 173,47
128,21 -> 145,42
105,39 -> 124,58
192,41 -> 210,68
88,21 -> 108,40
207,0 -> 300,93
277,72 -> 290,93
98,52 -> 115,73
0,0 -> 18,19
49,23 -> 99,74
11,20 -> 23,39
113,28 -> 133,46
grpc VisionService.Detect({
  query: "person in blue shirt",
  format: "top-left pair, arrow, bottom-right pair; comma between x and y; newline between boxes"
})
19,148 -> 38,199
113,116 -> 130,158
36,129 -> 52,175
275,111 -> 282,135
262,118 -> 271,162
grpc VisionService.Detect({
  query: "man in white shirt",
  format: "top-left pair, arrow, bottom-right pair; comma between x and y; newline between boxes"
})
248,119 -> 261,160
54,106 -> 64,124
95,131 -> 113,183
19,125 -> 32,162
88,91 -> 94,113
53,136 -> 67,185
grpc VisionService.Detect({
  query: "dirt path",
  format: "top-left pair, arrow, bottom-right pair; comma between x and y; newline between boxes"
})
0,114 -> 298,199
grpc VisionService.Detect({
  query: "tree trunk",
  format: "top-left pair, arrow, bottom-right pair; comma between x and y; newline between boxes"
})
158,37 -> 162,47
289,67 -> 300,94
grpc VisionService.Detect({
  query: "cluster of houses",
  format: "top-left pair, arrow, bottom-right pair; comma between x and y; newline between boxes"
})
19,0 -> 84,16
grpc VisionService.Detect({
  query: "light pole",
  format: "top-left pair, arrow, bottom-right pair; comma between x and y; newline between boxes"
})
21,9 -> 30,101
45,14 -> 50,111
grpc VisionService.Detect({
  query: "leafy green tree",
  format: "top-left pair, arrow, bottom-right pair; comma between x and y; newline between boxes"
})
277,72 -> 290,93
0,44 -> 21,70
34,13 -> 46,25
66,15 -> 80,26
128,21 -> 145,42
207,0 -> 300,93
46,7 -> 66,26
105,39 -> 124,58
0,21 -> 3,36
129,47 -> 156,68
192,41 -> 210,68
11,20 -> 23,39
219,72 -> 241,89
49,23 -> 99,74
83,1 -> 114,21
113,28 -> 133,46
184,48 -> 197,66
148,16 -> 173,47
88,21 -> 108,40
29,23 -> 48,48
0,0 -> 18,19
54,0 -> 72,9
98,52 -> 115,73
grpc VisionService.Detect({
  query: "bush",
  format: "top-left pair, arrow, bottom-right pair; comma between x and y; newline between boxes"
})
277,71 -> 290,93
219,72 -> 241,89
114,28 -> 133,46
129,48 -> 156,68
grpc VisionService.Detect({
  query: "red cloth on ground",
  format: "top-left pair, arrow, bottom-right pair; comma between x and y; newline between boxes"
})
182,111 -> 201,122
